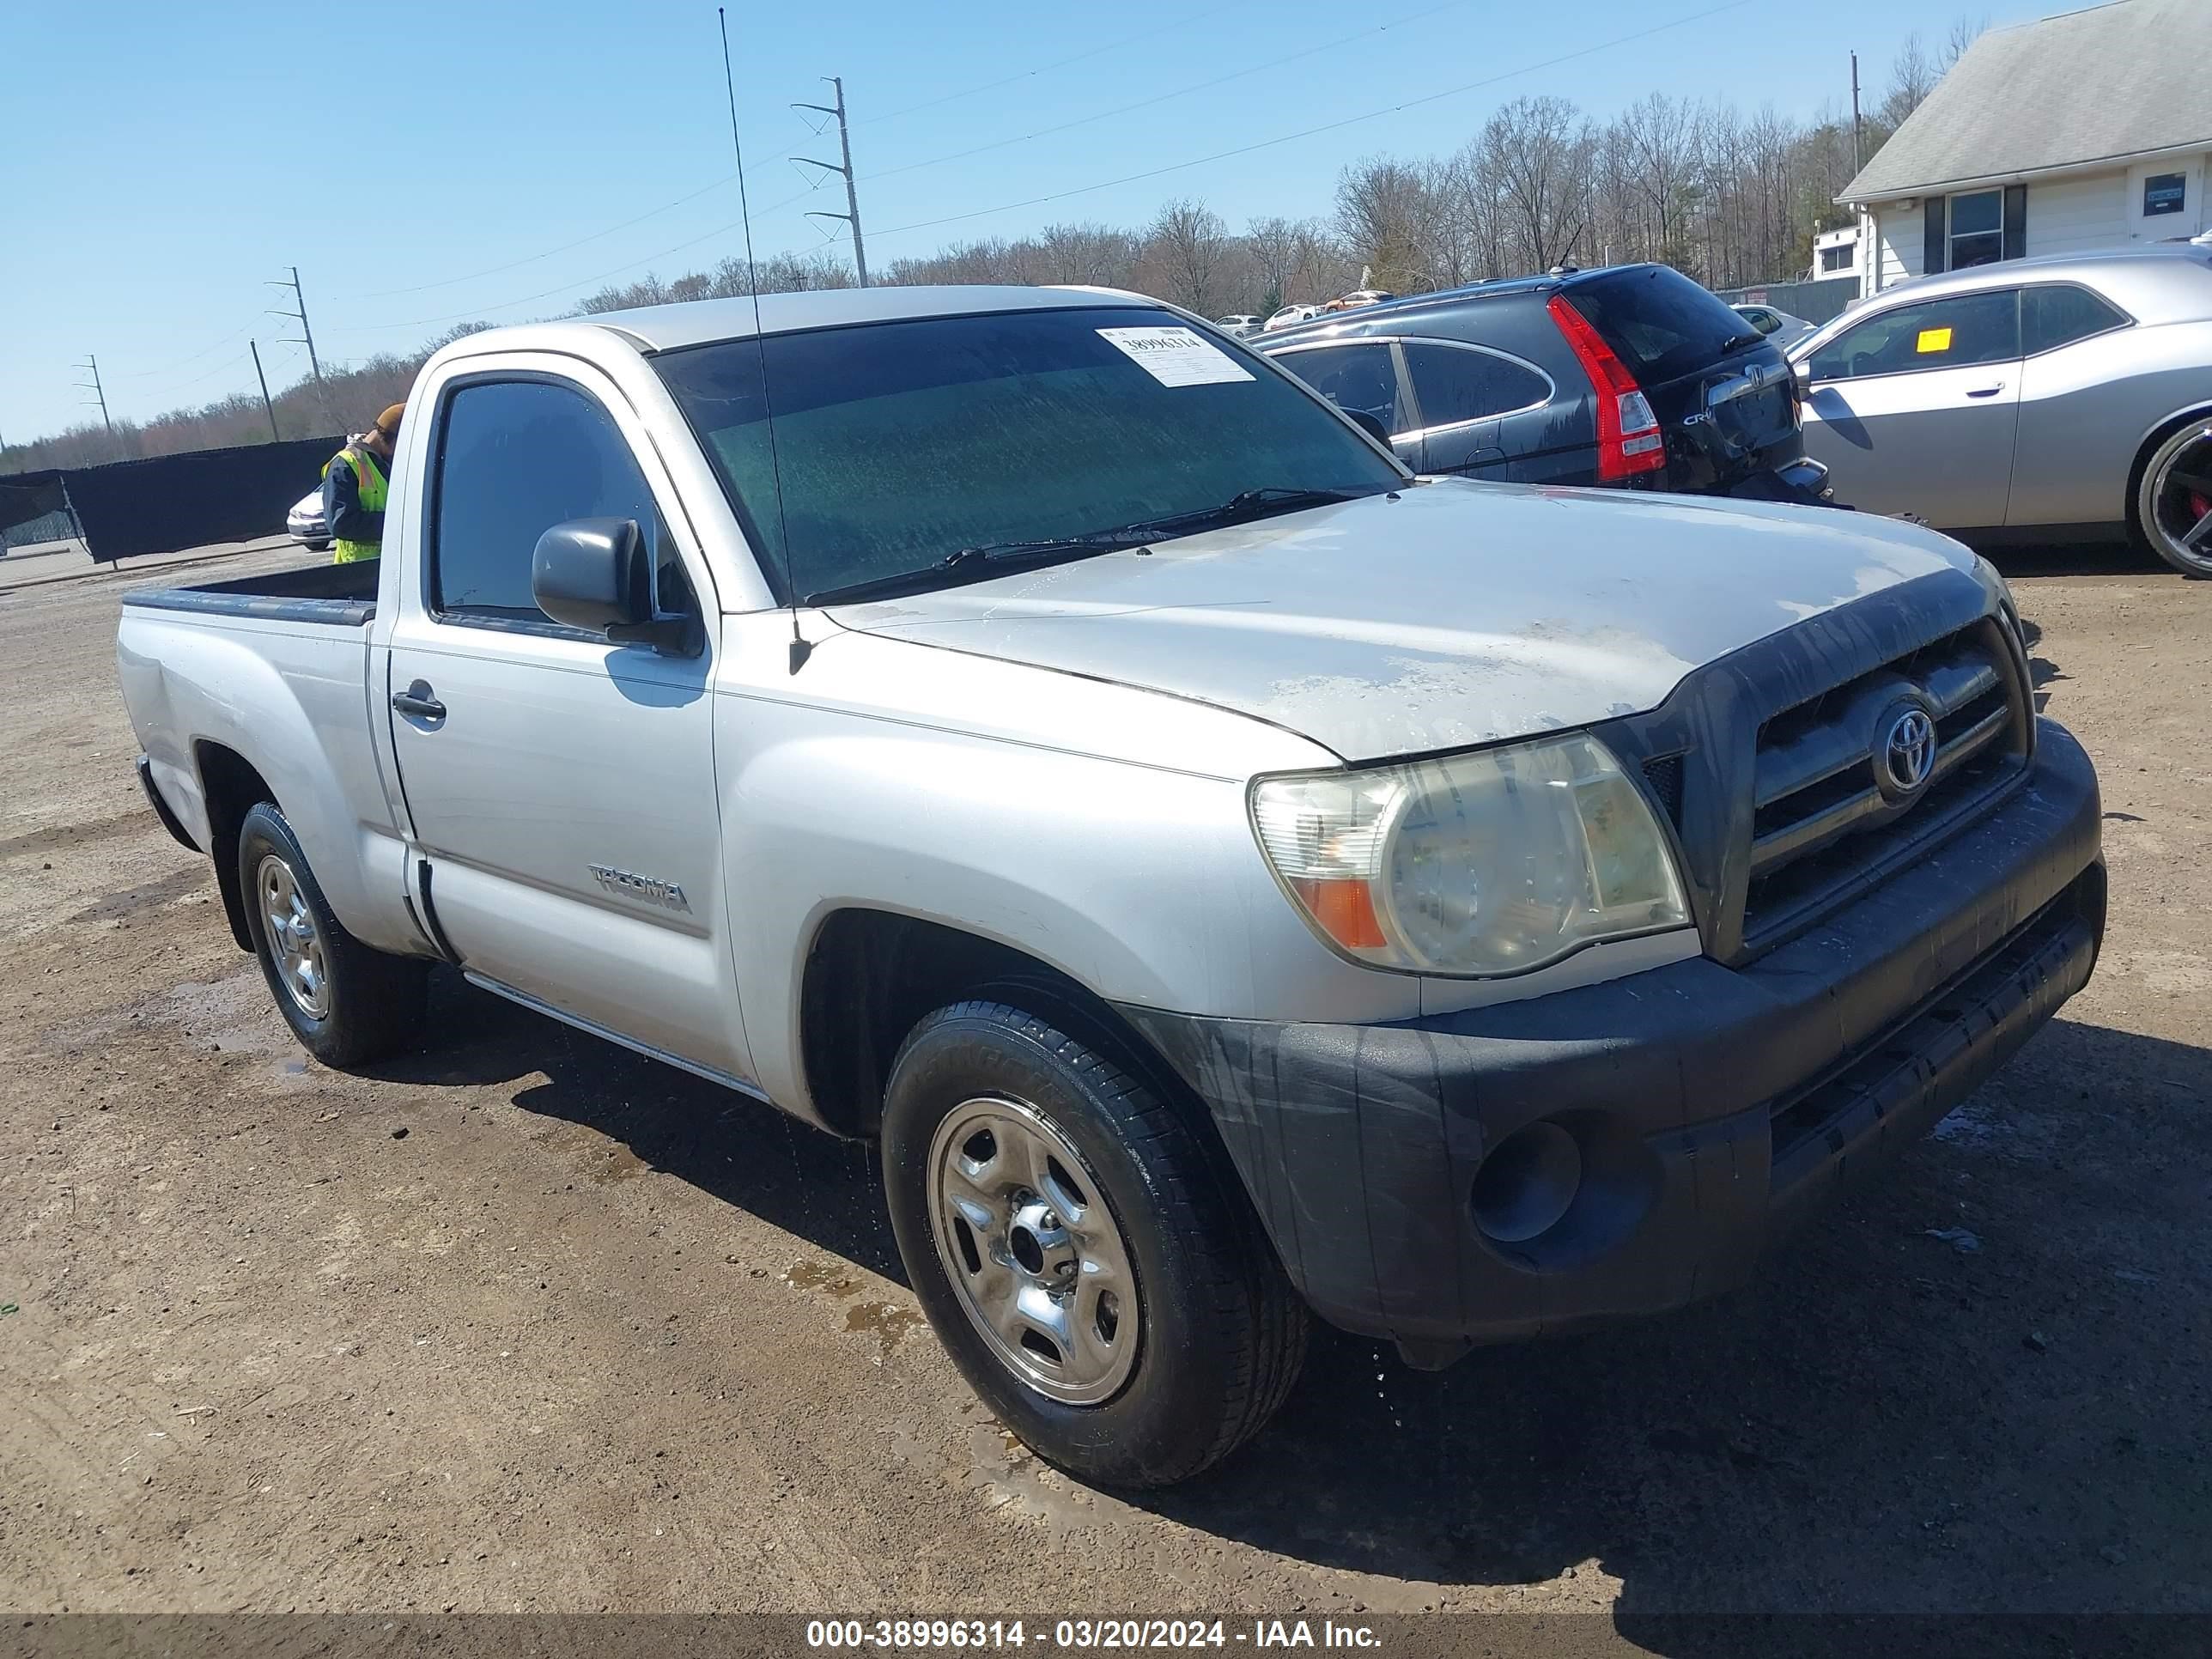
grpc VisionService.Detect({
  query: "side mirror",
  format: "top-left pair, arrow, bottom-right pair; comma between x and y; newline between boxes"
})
532,518 -> 695,652
1346,409 -> 1393,448
1791,358 -> 1814,398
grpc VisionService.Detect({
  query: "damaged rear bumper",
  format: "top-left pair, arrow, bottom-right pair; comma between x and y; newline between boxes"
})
1121,723 -> 2104,1361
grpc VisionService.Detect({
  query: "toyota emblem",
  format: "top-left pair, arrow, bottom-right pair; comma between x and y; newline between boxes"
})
1878,707 -> 1937,797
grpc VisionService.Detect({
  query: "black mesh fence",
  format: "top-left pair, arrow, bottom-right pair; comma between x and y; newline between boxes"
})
1,434 -> 343,562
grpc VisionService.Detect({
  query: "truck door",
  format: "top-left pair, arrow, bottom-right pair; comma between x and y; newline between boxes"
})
383,368 -> 748,1084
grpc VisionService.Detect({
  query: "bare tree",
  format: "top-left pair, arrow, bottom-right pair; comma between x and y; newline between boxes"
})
1473,95 -> 1598,275
1942,13 -> 1988,70
1142,199 -> 1231,316
1881,33 -> 1939,126
1609,94 -> 1708,270
1335,158 -> 1436,292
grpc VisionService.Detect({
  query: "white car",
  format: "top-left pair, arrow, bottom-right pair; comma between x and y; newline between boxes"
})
1262,303 -> 1321,331
1732,302 -> 1816,349
287,488 -> 331,552
1213,314 -> 1262,338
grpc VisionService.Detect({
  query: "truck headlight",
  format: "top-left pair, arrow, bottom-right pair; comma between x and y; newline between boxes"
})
1249,732 -> 1690,976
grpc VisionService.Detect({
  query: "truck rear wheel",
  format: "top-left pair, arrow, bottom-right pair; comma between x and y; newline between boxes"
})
237,802 -> 428,1067
881,1000 -> 1306,1488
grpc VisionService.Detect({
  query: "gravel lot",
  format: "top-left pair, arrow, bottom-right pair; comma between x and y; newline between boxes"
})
2,534 -> 2206,1650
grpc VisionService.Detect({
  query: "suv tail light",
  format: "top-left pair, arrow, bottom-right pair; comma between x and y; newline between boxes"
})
1547,292 -> 1667,483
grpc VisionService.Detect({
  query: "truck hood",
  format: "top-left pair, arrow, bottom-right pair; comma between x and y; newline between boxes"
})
824,479 -> 1982,763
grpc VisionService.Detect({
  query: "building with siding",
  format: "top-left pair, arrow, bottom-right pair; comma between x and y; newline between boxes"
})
1837,0 -> 2211,299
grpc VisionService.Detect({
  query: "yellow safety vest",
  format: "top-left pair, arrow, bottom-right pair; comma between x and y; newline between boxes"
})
322,445 -> 388,564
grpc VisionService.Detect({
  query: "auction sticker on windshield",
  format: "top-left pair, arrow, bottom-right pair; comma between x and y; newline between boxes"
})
1097,325 -> 1254,386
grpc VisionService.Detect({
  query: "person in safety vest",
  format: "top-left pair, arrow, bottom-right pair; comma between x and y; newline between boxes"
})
322,403 -> 404,564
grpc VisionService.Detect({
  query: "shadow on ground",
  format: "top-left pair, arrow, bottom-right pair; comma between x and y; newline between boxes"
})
382,959 -> 2208,1638
1977,538 -> 2169,581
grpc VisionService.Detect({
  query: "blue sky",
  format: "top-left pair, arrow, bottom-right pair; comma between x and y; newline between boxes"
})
1,0 -> 2043,442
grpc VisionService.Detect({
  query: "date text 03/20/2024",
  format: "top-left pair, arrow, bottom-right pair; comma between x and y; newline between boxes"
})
805,1620 -> 1382,1650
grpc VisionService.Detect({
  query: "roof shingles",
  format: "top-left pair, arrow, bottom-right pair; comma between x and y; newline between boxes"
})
1840,0 -> 2212,203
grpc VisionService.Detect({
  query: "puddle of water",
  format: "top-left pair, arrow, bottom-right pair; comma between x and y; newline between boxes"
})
844,1298 -> 924,1360
785,1258 -> 863,1298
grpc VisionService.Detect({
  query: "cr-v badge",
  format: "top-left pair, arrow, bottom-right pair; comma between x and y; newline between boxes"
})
589,864 -> 690,912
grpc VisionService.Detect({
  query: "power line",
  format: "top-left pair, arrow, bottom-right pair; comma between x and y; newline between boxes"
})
250,342 -> 281,441
353,174 -> 741,300
864,0 -> 1473,188
793,76 -> 867,286
868,0 -> 1758,245
349,181 -> 823,334
75,356 -> 115,449
336,9 -> 1246,314
853,0 -> 1251,128
118,316 -> 261,382
266,266 -> 325,391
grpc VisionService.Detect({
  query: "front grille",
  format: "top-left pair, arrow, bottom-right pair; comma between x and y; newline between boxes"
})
1740,620 -> 2029,946
1642,753 -> 1686,825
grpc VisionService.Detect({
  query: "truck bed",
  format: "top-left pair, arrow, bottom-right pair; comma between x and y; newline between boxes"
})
120,557 -> 378,627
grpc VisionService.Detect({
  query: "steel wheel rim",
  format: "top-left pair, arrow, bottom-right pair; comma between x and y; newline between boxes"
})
256,853 -> 329,1020
927,1094 -> 1140,1406
2147,421 -> 2212,574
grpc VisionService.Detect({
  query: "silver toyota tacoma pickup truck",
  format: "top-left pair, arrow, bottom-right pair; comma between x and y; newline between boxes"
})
118,286 -> 2106,1488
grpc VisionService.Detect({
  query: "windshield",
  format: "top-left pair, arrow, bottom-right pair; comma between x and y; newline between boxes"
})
653,304 -> 1403,602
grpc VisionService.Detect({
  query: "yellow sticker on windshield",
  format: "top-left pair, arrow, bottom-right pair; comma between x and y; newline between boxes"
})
1917,326 -> 1954,353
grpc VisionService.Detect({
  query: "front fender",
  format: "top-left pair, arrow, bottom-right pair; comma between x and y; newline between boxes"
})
715,705 -> 1425,1117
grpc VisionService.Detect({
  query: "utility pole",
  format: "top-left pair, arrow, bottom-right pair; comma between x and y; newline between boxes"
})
793,76 -> 868,287
1850,52 -> 1863,172
269,264 -> 331,427
250,340 -> 281,441
76,356 -> 116,452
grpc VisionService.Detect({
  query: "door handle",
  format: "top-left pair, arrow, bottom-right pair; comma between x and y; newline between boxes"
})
391,679 -> 447,721
1965,383 -> 2005,398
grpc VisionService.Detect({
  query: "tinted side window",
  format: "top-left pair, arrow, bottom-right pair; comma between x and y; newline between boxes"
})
2022,284 -> 2128,355
1806,289 -> 2021,382
433,380 -> 664,620
1402,343 -> 1551,427
1274,343 -> 1409,433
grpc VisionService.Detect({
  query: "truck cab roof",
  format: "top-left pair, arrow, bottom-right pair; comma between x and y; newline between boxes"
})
544,284 -> 1158,356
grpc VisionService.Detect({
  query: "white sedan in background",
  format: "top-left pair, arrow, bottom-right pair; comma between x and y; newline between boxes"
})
287,489 -> 330,553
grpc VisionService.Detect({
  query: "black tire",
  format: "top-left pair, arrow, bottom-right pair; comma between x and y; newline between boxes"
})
881,1000 -> 1307,1488
237,801 -> 428,1067
2128,415 -> 2212,579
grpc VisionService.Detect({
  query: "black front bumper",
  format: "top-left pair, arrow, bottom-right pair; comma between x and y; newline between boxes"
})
1123,721 -> 2104,1358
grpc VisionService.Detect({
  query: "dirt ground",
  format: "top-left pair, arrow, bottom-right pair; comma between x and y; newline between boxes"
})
2,534 -> 2206,1650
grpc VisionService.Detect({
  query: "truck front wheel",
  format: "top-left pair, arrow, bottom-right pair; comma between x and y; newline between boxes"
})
881,1000 -> 1306,1488
237,802 -> 428,1067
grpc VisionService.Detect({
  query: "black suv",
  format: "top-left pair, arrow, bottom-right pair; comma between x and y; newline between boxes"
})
1260,264 -> 1830,501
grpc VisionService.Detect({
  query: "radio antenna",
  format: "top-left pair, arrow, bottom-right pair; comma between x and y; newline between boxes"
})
719,5 -> 809,673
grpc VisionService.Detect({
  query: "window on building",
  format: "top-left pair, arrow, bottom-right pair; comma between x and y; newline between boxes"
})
1948,190 -> 2005,270
1820,243 -> 1852,274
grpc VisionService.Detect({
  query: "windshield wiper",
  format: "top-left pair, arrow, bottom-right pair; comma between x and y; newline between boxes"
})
802,488 -> 1371,607
1717,331 -> 1765,355
804,531 -> 1154,606
1122,485 -> 1369,538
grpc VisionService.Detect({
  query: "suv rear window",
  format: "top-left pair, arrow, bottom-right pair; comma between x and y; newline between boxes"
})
1563,266 -> 1759,384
